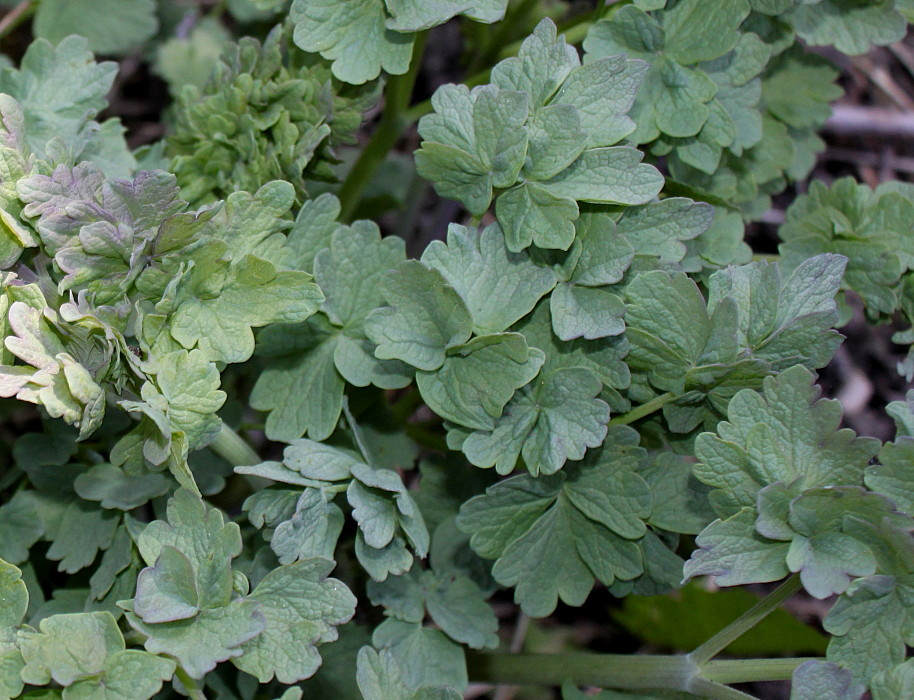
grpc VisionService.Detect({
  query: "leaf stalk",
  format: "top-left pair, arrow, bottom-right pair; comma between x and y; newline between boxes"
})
208,423 -> 261,467
608,392 -> 675,426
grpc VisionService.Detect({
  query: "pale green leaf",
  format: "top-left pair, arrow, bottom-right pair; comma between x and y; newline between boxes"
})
789,0 -> 906,55
421,224 -> 556,335
251,316 -> 344,442
462,368 -> 609,476
416,334 -> 544,431
365,261 -> 473,372
290,0 -> 415,84
34,0 -> 157,55
233,558 -> 357,683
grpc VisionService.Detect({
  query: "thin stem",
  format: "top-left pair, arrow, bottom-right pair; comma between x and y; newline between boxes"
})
752,253 -> 780,262
689,574 -> 804,666
700,658 -> 819,685
467,652 -> 699,692
608,392 -> 675,426
686,678 -> 759,700
468,651 -> 815,698
209,423 -> 261,467
174,666 -> 207,700
342,395 -> 374,464
338,32 -> 427,222
0,1 -> 35,41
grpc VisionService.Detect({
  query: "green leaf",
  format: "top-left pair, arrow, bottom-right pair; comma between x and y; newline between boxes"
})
349,463 -> 430,558
251,316 -> 344,442
638,452 -> 715,535
372,620 -> 468,691
515,299 -> 631,401
162,246 -> 324,364
550,284 -> 626,341
495,181 -> 579,252
461,367 -> 610,476
790,660 -> 865,700
150,349 -> 226,449
0,36 -> 118,161
367,564 -> 498,649
18,612 -> 121,686
290,0 -> 415,84
154,18 -> 229,96
125,602 -> 264,679
539,147 -> 664,205
693,365 -> 880,516
0,559 -> 27,645
422,224 -> 556,335
134,546 -> 201,623
779,178 -> 914,320
615,197 -> 714,265
384,0 -> 508,31
314,219 -> 413,388
661,0 -> 751,65
356,534 -> 414,582
271,489 -> 346,564
0,492 -> 43,564
63,651 -> 175,700
762,48 -> 843,131
871,659 -> 914,700
788,0 -> 906,55
870,439 -> 914,514
416,85 -> 529,215
356,646 -> 462,700
683,508 -> 791,586
284,193 -> 346,274
458,427 -> 648,616
365,260 -> 473,372
233,559 -> 357,683
707,254 -> 846,371
73,463 -> 171,511
823,517 -> 914,683
625,269 -> 770,429
34,0 -> 157,55
416,333 -> 544,431
43,499 -> 119,574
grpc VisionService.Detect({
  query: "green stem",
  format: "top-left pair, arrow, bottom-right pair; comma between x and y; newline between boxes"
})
0,1 -> 35,42
701,658 -> 818,685
468,651 -> 815,698
467,652 -> 699,692
209,423 -> 261,467
338,32 -> 428,222
341,395 -> 374,464
689,574 -> 803,665
609,392 -> 675,426
752,253 -> 780,262
174,666 -> 207,700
